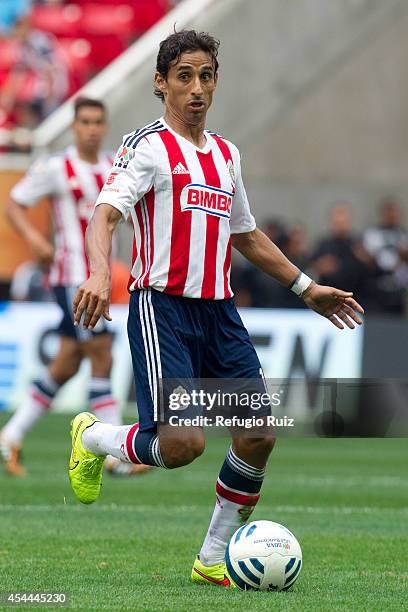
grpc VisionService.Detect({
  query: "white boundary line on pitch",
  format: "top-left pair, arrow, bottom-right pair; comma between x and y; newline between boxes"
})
0,504 -> 407,515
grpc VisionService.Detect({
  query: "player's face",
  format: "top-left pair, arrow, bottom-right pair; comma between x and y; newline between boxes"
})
72,107 -> 107,152
156,50 -> 218,124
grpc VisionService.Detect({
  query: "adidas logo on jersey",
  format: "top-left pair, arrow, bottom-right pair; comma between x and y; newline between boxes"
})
172,162 -> 189,175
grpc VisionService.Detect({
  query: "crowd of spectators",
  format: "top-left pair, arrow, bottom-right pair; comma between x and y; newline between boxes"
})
0,0 -> 170,152
0,1 -> 68,151
232,197 -> 408,315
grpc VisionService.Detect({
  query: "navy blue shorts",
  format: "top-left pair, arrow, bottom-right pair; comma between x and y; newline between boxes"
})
127,288 -> 268,432
53,286 -> 111,341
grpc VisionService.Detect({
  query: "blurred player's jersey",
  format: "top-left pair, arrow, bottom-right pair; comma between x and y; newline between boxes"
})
96,118 -> 256,300
11,146 -> 112,286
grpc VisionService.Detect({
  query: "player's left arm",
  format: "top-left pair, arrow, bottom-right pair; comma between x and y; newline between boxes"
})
229,145 -> 364,329
232,228 -> 364,330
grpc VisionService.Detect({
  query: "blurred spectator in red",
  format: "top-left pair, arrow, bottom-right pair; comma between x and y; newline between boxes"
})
0,0 -> 31,36
362,197 -> 408,314
0,101 -> 41,152
0,14 -> 69,124
310,202 -> 373,306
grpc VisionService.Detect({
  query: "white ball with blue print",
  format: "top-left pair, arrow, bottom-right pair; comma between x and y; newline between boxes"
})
226,520 -> 302,591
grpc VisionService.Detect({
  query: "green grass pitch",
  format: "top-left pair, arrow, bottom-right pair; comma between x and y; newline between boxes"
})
0,413 -> 407,611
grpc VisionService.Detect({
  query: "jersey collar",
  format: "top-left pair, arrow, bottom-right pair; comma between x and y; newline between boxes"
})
160,117 -> 213,153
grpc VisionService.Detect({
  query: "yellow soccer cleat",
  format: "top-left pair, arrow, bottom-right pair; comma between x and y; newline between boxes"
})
68,412 -> 105,505
191,556 -> 235,588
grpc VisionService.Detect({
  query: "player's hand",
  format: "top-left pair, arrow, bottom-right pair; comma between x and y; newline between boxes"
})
302,282 -> 364,329
29,233 -> 54,265
72,274 -> 112,329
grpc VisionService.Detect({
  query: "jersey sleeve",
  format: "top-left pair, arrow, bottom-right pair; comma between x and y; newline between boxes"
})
229,149 -> 256,234
10,156 -> 56,206
95,136 -> 155,220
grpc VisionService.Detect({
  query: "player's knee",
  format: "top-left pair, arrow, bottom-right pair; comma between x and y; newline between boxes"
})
234,434 -> 276,460
64,366 -> 81,383
189,434 -> 205,459
258,434 -> 276,454
162,434 -> 205,468
253,434 -> 276,455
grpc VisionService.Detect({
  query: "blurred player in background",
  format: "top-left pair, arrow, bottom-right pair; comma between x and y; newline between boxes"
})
69,31 -> 363,587
0,97 -> 149,478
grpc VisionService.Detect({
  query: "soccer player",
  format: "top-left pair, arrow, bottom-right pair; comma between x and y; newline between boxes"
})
0,97 -> 149,478
68,31 -> 364,586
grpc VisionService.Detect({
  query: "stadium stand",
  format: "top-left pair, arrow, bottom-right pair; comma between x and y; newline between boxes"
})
2,0 -> 408,314
0,0 -> 171,151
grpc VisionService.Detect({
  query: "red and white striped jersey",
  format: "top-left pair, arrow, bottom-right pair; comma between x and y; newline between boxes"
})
11,145 -> 113,286
96,118 -> 256,299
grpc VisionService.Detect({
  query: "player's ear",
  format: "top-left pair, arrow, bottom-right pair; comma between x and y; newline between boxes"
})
214,72 -> 218,89
154,71 -> 167,98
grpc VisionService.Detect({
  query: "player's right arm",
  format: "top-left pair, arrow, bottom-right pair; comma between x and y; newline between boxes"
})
73,204 -> 122,329
6,156 -> 56,264
73,133 -> 155,329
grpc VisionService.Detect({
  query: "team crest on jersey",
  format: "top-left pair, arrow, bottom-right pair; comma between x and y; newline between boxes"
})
106,172 -> 118,185
227,159 -> 235,184
113,145 -> 135,169
180,183 -> 232,219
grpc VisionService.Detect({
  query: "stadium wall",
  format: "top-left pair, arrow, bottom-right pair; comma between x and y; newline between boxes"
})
0,166 -> 50,283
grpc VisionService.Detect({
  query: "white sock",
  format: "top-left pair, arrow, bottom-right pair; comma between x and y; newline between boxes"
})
89,377 -> 121,426
1,371 -> 59,445
82,422 -> 132,463
199,485 -> 260,566
199,448 -> 264,566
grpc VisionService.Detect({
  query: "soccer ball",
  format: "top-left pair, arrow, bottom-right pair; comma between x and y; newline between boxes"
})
226,520 -> 302,591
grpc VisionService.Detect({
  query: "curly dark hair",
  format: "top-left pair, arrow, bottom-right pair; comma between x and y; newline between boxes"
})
154,29 -> 220,101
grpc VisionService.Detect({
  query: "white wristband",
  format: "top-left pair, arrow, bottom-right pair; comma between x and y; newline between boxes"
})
290,272 -> 313,297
